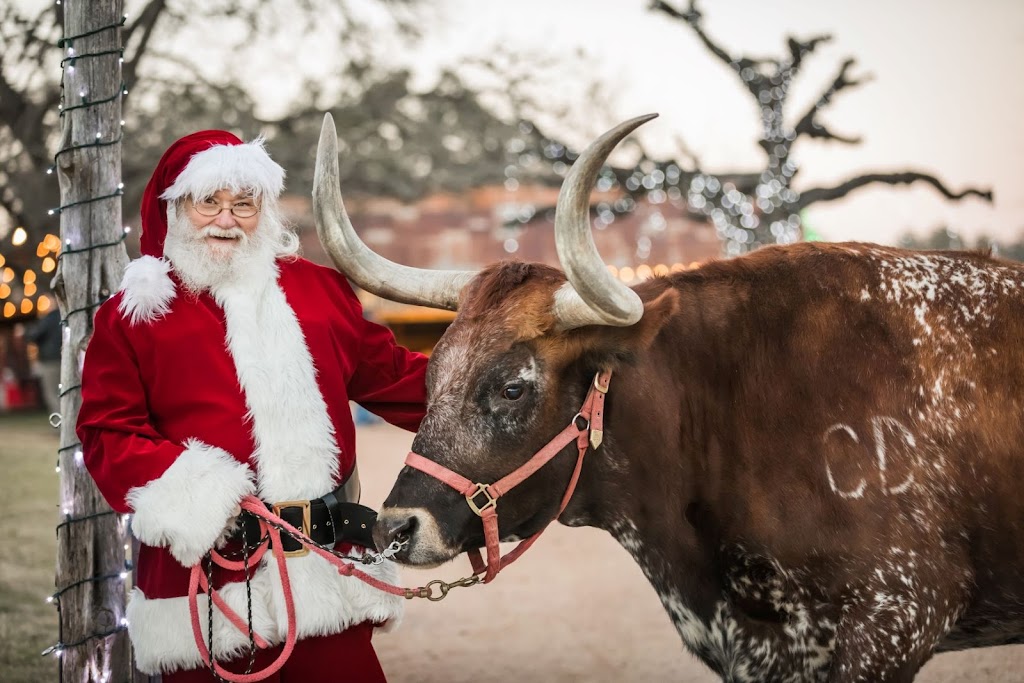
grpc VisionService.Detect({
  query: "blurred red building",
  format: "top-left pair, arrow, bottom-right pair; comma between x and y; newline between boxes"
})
280,183 -> 719,352
288,184 -> 718,272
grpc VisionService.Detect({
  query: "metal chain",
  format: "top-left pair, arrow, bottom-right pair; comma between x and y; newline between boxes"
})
238,514 -> 485,599
203,539 -> 258,681
206,555 -> 226,682
405,576 -> 481,601
242,522 -> 257,675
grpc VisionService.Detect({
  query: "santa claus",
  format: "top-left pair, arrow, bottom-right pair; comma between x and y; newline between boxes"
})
77,130 -> 428,681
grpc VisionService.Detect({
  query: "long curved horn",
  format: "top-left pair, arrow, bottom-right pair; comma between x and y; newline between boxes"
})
313,113 -> 475,310
553,114 -> 657,329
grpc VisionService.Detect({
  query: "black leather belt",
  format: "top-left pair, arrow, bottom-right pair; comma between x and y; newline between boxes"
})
232,483 -> 378,556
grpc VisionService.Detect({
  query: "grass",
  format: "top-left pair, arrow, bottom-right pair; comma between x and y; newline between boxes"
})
0,411 -> 61,682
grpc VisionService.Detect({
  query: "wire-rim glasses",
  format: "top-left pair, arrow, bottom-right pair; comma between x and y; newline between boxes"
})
191,197 -> 260,219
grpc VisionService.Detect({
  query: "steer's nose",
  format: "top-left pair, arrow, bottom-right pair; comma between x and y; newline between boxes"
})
373,509 -> 419,554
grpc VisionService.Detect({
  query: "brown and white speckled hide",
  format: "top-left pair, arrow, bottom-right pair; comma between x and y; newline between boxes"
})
376,243 -> 1024,682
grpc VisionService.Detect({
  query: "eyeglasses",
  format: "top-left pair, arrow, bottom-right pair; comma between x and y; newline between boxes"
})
190,197 -> 260,219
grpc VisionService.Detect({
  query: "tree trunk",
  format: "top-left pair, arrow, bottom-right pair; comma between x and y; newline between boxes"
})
52,1 -> 133,680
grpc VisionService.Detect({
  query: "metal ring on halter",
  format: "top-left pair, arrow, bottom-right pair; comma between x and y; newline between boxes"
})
465,483 -> 497,516
572,412 -> 590,431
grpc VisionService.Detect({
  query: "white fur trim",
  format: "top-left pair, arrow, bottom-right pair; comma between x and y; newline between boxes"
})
261,547 -> 404,641
126,585 -> 276,675
117,256 -> 176,325
125,551 -> 403,675
161,138 -> 285,203
210,261 -> 340,501
127,440 -> 255,567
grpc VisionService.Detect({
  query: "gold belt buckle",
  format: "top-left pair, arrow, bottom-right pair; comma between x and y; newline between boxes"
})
272,500 -> 311,557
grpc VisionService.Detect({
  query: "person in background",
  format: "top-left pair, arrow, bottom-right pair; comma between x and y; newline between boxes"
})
77,130 -> 428,681
27,308 -> 62,416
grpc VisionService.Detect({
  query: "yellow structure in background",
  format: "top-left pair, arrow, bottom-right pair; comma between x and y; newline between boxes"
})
365,298 -> 456,355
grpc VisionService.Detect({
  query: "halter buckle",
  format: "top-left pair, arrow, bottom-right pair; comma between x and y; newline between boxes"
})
465,483 -> 497,516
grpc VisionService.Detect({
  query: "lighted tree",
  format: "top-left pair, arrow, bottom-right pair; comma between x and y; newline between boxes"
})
488,3 -> 995,256
647,0 -> 992,255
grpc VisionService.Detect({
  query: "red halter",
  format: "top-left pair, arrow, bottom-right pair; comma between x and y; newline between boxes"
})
405,369 -> 611,583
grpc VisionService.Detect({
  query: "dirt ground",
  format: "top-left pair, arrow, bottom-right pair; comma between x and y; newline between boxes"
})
355,423 -> 1024,683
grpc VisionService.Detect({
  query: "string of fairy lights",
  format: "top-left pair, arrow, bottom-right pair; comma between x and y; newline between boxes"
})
40,7 -> 134,681
0,234 -> 61,319
678,8 -> 817,256
494,120 -> 712,270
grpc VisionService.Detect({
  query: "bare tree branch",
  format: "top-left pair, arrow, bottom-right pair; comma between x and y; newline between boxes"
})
0,59 -> 27,130
122,0 -> 167,92
0,4 -> 63,170
650,1 -> 766,99
800,122 -> 861,145
793,58 -> 872,143
797,172 -> 994,209
786,34 -> 832,73
649,1 -> 737,68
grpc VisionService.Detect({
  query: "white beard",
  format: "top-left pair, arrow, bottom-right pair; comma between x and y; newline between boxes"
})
163,208 -> 280,294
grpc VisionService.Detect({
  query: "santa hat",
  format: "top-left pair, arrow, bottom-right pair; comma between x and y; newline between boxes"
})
139,130 -> 285,257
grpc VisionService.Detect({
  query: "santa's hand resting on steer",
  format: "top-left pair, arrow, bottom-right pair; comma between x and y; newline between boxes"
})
77,130 -> 428,681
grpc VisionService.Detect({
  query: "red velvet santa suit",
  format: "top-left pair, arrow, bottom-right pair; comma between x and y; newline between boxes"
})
77,131 -> 427,677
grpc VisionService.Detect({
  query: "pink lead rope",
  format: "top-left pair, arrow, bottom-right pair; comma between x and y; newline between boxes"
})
187,498 -> 446,682
405,369 -> 611,583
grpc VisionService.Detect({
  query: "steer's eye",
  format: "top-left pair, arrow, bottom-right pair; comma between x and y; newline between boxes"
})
502,384 -> 525,401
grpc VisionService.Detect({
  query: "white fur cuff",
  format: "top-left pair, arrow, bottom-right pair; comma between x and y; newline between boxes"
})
127,440 -> 254,567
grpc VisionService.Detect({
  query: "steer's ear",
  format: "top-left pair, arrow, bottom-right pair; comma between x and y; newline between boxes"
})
551,288 -> 680,362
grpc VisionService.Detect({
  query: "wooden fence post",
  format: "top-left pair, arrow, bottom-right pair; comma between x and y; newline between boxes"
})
51,1 -> 133,680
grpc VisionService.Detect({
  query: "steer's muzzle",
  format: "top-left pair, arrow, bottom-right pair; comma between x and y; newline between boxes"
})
373,506 -> 458,567
373,509 -> 416,553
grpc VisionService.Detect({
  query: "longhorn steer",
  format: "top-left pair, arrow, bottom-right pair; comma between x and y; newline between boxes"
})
313,113 -> 1024,682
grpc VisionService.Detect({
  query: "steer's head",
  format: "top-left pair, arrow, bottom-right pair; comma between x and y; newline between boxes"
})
313,113 -> 678,566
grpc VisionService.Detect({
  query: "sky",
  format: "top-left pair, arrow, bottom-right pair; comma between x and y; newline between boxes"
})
387,0 -> 1024,247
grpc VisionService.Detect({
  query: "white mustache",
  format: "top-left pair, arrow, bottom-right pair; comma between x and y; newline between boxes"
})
198,226 -> 247,241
